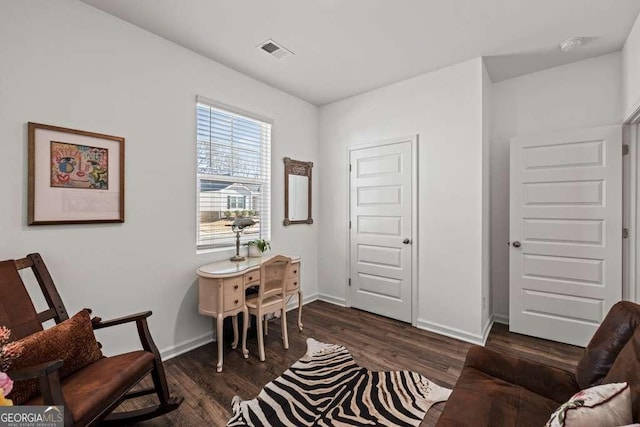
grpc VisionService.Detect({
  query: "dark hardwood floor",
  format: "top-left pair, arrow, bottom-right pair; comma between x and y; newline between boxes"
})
116,301 -> 584,426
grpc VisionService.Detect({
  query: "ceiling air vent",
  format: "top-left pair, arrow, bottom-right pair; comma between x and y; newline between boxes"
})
258,39 -> 294,60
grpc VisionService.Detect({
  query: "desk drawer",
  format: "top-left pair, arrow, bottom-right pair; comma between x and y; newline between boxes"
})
286,277 -> 300,293
290,265 -> 300,278
223,277 -> 244,311
244,271 -> 260,286
286,264 -> 300,292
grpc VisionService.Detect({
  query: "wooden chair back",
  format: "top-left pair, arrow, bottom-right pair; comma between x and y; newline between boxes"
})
0,253 -> 69,340
257,255 -> 292,303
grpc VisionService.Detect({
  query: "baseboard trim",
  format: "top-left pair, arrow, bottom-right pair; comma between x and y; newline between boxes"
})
286,292 -> 319,311
416,319 -> 487,346
160,331 -> 213,362
481,316 -> 494,346
493,313 -> 509,325
317,293 -> 347,307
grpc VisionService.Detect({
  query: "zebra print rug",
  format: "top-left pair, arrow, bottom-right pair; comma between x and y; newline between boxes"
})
227,338 -> 451,426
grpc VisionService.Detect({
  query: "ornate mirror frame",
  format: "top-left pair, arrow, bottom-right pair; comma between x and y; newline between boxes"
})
283,157 -> 313,226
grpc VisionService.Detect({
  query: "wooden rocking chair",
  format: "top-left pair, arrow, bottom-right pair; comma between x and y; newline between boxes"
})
0,253 -> 183,426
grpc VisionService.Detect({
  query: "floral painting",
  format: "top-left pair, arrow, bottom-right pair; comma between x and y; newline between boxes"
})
50,141 -> 109,189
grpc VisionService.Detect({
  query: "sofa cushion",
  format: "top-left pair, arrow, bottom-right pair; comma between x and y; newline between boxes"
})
436,366 -> 561,427
546,382 -> 632,427
26,351 -> 154,425
8,309 -> 103,404
576,302 -> 640,389
603,327 -> 640,421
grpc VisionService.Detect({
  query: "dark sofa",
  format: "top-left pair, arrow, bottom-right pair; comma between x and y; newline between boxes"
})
436,301 -> 640,426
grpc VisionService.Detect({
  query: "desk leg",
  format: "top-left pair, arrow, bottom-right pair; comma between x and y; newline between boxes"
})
216,313 -> 224,373
231,315 -> 239,350
241,306 -> 249,359
297,290 -> 304,331
257,313 -> 265,362
281,304 -> 289,350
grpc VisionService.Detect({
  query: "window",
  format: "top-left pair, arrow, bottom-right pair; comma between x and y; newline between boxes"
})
196,98 -> 271,249
227,195 -> 246,210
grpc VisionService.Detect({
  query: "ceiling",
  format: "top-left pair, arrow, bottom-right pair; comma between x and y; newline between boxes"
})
81,0 -> 640,106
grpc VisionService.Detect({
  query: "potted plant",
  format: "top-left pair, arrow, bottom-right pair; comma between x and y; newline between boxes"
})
247,239 -> 270,258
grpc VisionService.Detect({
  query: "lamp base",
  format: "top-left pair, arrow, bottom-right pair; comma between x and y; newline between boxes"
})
230,255 -> 246,262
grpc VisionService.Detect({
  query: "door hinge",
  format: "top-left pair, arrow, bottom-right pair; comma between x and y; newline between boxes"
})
348,278 -> 351,287
349,221 -> 352,229
349,164 -> 352,172
624,228 -> 629,239
623,144 -> 630,156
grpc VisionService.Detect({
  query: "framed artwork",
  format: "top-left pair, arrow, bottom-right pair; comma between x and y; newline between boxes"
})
28,122 -> 125,225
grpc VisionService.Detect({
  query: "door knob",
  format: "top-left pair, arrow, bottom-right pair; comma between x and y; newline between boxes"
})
512,241 -> 521,248
402,238 -> 411,244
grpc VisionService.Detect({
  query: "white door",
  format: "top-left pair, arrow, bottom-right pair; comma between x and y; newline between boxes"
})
510,125 -> 622,346
349,138 -> 414,323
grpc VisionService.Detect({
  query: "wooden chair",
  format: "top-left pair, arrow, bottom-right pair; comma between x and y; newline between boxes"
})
243,255 -> 291,362
264,259 -> 303,336
0,253 -> 183,426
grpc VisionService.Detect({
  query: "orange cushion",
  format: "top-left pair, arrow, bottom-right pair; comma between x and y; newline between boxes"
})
8,309 -> 103,404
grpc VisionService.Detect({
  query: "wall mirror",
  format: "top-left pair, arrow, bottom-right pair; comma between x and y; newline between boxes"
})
283,157 -> 313,225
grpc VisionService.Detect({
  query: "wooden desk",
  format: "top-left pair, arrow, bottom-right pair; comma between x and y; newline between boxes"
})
197,255 -> 302,372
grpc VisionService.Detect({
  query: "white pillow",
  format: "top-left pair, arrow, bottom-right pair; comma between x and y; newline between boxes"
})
546,382 -> 632,427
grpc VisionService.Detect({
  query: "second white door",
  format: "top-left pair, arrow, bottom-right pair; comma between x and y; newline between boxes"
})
349,138 -> 414,323
509,125 -> 622,346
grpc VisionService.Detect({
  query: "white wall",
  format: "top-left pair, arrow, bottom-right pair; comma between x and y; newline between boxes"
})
623,13 -> 640,121
490,53 -> 623,320
0,0 -> 319,358
482,62 -> 492,331
319,58 -> 489,343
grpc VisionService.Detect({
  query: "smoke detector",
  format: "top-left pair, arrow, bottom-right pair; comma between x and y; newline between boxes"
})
257,39 -> 294,60
560,37 -> 584,52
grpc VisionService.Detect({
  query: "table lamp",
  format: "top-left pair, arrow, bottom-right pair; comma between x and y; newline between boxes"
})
229,218 -> 256,261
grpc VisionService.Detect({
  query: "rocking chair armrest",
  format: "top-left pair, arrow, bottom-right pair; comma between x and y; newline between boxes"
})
7,360 -> 64,381
92,311 -> 160,355
92,311 -> 152,329
8,360 -> 68,412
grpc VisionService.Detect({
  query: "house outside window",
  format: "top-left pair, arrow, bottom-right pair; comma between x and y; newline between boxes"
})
196,97 -> 271,249
227,195 -> 246,210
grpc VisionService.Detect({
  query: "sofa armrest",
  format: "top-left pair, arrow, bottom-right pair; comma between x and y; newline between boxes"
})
464,346 -> 579,403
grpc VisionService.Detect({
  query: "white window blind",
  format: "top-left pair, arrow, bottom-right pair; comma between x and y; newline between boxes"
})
196,100 -> 271,250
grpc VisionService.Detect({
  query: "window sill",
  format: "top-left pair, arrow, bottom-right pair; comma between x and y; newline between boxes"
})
196,246 -> 237,256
